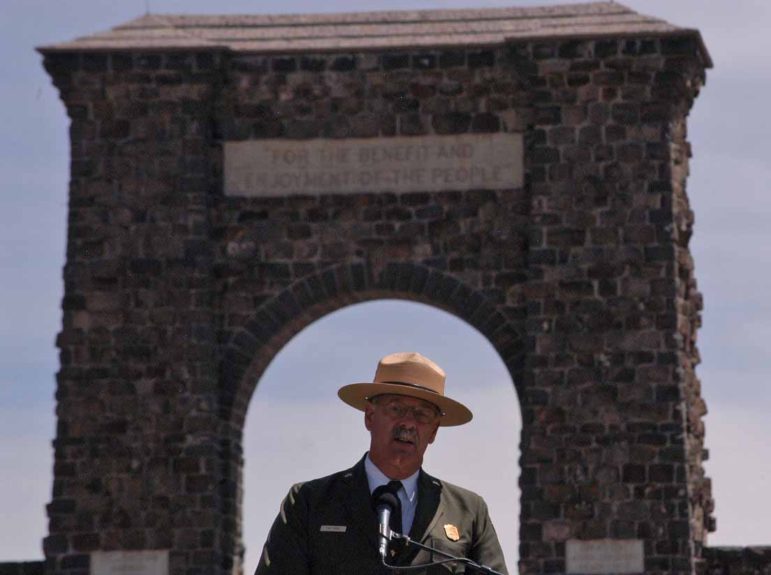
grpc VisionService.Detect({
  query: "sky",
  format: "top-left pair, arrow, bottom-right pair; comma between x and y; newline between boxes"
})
1,0 -> 770,571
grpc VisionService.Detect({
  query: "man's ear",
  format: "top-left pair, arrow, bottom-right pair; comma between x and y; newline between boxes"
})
427,423 -> 439,444
364,404 -> 374,431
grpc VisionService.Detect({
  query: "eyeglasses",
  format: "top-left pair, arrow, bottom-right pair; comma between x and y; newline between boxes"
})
371,398 -> 442,424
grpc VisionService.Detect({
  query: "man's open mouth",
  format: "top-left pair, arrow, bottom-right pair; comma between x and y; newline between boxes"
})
393,428 -> 417,445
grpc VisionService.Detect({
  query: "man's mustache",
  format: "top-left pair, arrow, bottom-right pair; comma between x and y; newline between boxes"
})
392,426 -> 417,443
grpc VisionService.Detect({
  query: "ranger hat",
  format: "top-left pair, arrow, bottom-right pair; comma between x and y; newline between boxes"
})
337,352 -> 472,426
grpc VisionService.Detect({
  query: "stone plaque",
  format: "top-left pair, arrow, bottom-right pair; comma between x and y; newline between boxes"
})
224,133 -> 523,196
92,550 -> 168,575
566,539 -> 644,574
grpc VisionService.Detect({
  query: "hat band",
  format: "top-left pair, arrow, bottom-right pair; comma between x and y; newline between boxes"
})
375,380 -> 442,396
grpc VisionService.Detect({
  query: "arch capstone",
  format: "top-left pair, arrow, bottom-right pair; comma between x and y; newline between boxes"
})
34,3 -> 732,574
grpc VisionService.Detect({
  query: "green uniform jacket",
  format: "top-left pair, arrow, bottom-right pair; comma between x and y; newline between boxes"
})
254,455 -> 508,575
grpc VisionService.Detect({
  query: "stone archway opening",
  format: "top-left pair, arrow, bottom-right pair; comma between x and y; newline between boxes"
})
242,298 -> 521,573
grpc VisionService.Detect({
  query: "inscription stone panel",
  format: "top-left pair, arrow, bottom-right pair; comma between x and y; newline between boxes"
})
224,133 -> 524,196
91,551 -> 168,575
566,540 -> 644,574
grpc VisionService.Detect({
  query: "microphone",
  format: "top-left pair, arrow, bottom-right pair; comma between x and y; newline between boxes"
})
371,485 -> 401,560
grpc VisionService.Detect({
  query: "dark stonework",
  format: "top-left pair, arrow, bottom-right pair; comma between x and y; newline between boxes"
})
37,23 -> 759,575
704,547 -> 771,575
0,563 -> 45,575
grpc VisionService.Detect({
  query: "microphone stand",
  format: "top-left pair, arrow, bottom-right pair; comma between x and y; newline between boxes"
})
382,531 -> 505,575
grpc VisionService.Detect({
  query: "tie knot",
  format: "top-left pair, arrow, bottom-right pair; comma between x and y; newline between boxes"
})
386,480 -> 403,495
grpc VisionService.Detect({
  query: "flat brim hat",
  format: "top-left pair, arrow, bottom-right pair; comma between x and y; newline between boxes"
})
338,352 -> 472,426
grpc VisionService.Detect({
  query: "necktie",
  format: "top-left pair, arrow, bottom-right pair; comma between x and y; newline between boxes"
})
385,480 -> 405,557
386,480 -> 403,536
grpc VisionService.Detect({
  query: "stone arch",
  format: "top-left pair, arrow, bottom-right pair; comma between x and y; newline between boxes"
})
37,9 -> 720,573
218,261 -> 526,570
222,261 -> 525,429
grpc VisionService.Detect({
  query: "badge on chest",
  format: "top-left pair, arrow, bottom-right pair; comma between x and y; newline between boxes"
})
444,524 -> 460,542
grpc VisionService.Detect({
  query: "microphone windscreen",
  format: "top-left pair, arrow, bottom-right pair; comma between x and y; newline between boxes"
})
371,485 -> 400,511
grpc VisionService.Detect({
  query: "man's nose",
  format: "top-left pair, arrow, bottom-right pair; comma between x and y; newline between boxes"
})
397,410 -> 420,425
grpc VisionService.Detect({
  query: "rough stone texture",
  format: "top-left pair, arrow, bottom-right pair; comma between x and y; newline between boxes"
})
37,14 -> 728,575
504,35 -> 715,575
704,548 -> 771,575
669,68 -> 714,574
44,51 -> 223,575
0,563 -> 45,575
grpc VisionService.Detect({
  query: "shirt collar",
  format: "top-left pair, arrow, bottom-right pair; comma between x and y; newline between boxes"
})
364,453 -> 419,503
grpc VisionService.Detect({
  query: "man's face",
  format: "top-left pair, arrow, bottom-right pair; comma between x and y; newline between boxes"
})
365,394 -> 441,478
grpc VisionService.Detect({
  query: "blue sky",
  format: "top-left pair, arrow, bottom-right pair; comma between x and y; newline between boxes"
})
1,0 -> 770,571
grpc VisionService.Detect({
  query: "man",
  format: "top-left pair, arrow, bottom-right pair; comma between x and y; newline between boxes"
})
254,351 -> 508,574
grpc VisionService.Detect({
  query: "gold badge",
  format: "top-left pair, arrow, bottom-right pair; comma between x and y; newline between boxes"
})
444,524 -> 460,542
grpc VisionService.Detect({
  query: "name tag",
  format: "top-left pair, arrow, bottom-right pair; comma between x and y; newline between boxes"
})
320,525 -> 347,533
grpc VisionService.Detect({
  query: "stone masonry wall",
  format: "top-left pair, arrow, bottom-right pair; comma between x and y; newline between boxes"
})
705,547 -> 771,575
0,563 -> 45,575
667,66 -> 714,570
508,36 -> 709,575
215,46 -> 532,420
42,34 -> 711,575
44,52 -> 226,575
213,47 -> 532,574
